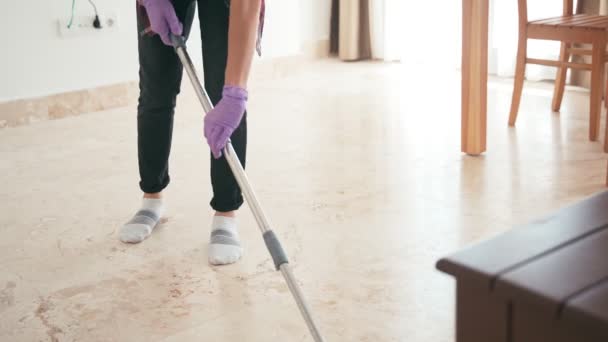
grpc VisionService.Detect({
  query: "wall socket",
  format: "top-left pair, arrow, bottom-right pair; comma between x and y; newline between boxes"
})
58,13 -> 119,38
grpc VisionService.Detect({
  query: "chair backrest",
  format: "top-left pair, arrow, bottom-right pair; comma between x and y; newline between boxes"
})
517,0 -> 573,29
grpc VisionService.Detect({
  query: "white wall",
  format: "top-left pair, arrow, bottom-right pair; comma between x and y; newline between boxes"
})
258,0 -> 302,58
0,0 -> 138,102
299,0 -> 331,44
0,0 -> 332,102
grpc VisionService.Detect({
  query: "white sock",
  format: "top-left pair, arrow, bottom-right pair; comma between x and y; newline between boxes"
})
119,198 -> 164,243
208,216 -> 243,265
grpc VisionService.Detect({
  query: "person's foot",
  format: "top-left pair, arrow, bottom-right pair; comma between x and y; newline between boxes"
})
119,198 -> 164,243
208,215 -> 243,265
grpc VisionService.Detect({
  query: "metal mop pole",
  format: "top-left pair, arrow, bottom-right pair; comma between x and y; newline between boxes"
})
170,35 -> 325,342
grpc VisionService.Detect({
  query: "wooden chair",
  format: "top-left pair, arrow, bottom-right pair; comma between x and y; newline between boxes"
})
509,0 -> 608,151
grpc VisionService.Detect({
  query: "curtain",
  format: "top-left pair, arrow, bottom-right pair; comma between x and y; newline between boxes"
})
331,0 -> 370,60
333,0 -> 599,80
330,0 -> 460,65
330,0 -> 401,61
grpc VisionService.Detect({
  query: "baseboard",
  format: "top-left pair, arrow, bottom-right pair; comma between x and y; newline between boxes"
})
0,82 -> 138,128
303,39 -> 330,58
0,39 -> 330,129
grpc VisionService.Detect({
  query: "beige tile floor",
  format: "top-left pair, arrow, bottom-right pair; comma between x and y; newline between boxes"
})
1,59 -> 607,342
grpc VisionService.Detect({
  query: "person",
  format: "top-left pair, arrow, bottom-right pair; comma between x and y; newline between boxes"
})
119,0 -> 264,266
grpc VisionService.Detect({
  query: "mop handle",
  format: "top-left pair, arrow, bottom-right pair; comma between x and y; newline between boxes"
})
169,34 -> 325,342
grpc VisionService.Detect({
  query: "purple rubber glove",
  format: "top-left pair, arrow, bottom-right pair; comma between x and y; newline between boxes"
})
140,0 -> 183,46
204,86 -> 248,159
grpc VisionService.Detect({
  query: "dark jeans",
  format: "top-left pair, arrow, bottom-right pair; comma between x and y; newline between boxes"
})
136,0 -> 246,212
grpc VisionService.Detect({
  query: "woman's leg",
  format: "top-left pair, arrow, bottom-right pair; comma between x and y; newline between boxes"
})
199,0 -> 247,264
120,0 -> 196,243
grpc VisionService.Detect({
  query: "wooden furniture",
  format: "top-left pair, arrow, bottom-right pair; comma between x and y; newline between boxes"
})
461,0 -> 489,156
570,0 -> 608,89
509,0 -> 608,147
437,191 -> 608,342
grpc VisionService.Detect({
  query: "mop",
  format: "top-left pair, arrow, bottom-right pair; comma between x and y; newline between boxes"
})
169,34 -> 325,342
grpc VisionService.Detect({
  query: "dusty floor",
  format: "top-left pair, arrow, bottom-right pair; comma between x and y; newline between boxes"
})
1,59 -> 607,341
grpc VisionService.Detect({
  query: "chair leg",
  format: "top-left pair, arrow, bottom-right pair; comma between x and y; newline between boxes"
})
509,37 -> 527,126
591,41 -> 605,143
552,42 -> 570,112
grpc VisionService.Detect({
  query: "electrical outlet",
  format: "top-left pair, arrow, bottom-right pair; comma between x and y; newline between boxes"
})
58,13 -> 119,38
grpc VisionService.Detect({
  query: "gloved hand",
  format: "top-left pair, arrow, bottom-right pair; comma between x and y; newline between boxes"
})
139,0 -> 182,46
204,86 -> 248,159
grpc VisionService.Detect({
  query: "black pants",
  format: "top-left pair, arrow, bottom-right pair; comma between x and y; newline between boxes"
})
136,0 -> 246,212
